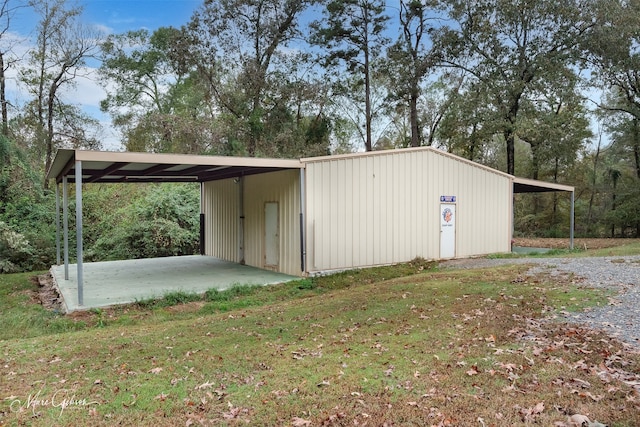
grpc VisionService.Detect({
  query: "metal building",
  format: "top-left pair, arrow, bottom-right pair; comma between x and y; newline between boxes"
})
48,146 -> 574,306
199,147 -> 573,276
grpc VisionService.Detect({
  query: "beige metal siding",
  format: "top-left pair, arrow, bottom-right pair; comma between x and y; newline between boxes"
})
304,148 -> 511,273
203,179 -> 240,262
243,170 -> 301,276
203,170 -> 302,276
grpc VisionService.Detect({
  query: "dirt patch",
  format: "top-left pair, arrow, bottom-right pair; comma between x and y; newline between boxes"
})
513,237 -> 640,250
34,273 -> 64,312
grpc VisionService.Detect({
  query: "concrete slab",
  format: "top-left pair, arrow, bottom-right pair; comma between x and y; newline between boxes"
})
511,246 -> 552,254
50,255 -> 297,312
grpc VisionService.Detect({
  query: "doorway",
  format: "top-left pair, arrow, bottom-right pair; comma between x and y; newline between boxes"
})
264,202 -> 279,269
440,203 -> 456,259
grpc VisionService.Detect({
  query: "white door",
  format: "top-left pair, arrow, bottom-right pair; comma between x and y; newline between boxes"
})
265,202 -> 279,268
440,203 -> 456,259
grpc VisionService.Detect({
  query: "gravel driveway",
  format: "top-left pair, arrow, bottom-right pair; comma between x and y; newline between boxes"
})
441,256 -> 640,351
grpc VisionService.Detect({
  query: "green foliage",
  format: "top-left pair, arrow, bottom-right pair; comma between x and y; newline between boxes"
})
88,184 -> 199,261
0,222 -> 34,273
310,0 -> 389,151
0,136 -> 56,272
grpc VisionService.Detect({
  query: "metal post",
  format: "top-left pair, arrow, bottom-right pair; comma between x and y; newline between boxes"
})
570,191 -> 575,250
75,161 -> 84,307
299,168 -> 306,274
63,176 -> 69,280
199,182 -> 205,255
55,183 -> 60,265
238,176 -> 245,264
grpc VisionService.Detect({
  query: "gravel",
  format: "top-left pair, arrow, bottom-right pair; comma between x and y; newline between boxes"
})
440,255 -> 640,351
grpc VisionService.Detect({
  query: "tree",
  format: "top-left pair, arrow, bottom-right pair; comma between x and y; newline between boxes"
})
585,0 -> 640,122
0,0 -> 25,136
99,27 -> 219,154
385,0 -> 437,147
518,70 -> 591,182
431,0 -> 592,175
584,0 -> 640,235
311,0 -> 389,151
19,0 -> 101,188
437,77 -> 499,161
185,0 -> 319,156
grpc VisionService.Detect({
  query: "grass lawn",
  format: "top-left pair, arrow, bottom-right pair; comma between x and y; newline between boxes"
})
1,253 -> 639,426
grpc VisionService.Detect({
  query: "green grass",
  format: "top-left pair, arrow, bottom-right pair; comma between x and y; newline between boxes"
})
0,259 -> 638,426
0,272 -> 88,340
490,240 -> 640,259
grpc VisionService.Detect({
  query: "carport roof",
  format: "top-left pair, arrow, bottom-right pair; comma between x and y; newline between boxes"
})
47,149 -> 305,184
513,176 -> 574,193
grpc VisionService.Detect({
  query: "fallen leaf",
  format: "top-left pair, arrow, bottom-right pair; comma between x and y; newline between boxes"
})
196,381 -> 214,390
466,366 -> 480,376
533,402 -> 544,414
291,417 -> 311,426
568,414 -> 590,426
149,367 -> 163,374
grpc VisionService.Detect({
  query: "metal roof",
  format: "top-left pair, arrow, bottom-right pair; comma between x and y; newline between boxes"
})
47,148 -> 574,194
47,149 -> 305,184
302,146 -> 574,194
512,176 -> 574,193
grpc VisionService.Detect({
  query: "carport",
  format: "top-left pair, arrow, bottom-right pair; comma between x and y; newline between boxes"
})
512,176 -> 575,249
46,150 -> 304,312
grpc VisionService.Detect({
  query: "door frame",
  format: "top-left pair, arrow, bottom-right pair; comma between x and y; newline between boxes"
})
439,203 -> 456,259
264,201 -> 279,270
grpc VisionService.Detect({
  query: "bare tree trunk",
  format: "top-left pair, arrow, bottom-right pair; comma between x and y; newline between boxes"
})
409,88 -> 419,147
587,129 -> 603,235
364,43 -> 372,152
0,52 -> 7,136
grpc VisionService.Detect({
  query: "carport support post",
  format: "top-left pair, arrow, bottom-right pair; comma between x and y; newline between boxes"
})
238,176 -> 245,264
55,183 -> 60,265
63,176 -> 69,280
570,191 -> 574,250
299,168 -> 306,273
75,161 -> 84,307
199,182 -> 205,255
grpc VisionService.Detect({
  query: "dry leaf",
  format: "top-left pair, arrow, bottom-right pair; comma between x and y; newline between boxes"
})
149,367 -> 163,374
466,366 -> 480,376
291,417 -> 311,426
533,402 -> 545,414
568,413 -> 590,426
196,381 -> 214,390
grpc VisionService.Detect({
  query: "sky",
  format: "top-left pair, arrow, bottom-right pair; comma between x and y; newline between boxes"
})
10,0 -> 204,151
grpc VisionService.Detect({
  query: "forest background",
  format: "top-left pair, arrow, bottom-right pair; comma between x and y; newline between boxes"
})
1,0 -> 640,273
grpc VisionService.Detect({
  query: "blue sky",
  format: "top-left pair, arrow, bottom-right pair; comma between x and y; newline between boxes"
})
14,0 -> 201,35
10,0 -> 204,150
80,0 -> 201,34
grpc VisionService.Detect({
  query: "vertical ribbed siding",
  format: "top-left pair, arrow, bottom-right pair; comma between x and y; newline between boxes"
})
203,179 -> 240,262
203,170 -> 301,276
243,170 -> 301,276
304,149 -> 511,273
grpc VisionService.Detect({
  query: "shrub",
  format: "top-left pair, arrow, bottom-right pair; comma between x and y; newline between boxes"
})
0,221 -> 33,273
